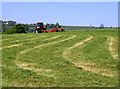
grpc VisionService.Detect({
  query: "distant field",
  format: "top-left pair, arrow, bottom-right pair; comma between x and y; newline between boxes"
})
2,29 -> 118,87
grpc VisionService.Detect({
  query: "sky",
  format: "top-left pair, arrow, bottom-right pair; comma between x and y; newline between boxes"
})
1,0 -> 120,2
2,2 -> 118,27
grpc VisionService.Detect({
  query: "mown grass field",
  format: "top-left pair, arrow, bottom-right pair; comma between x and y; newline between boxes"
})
1,29 -> 118,87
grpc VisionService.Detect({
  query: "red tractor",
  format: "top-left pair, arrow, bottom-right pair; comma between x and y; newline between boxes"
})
34,22 -> 64,33
35,22 -> 47,33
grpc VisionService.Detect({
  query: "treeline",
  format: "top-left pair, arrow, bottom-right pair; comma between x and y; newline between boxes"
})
0,20 -> 118,34
0,20 -> 61,34
0,20 -> 30,34
46,23 -> 60,29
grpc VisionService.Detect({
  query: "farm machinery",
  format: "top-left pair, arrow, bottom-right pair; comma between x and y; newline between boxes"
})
34,22 -> 64,33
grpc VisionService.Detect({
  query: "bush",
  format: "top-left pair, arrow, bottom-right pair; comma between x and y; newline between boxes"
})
3,26 -> 16,34
15,24 -> 25,33
3,24 -> 26,34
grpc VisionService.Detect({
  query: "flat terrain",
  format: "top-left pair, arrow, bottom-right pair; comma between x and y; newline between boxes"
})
1,29 -> 118,87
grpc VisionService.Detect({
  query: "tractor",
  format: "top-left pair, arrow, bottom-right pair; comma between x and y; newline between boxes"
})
34,22 -> 64,33
34,22 -> 47,33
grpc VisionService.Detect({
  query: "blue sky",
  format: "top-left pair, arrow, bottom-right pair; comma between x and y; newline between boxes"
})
2,2 -> 118,27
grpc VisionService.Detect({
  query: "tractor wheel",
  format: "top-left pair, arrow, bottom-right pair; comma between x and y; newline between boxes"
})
56,30 -> 59,32
36,30 -> 38,33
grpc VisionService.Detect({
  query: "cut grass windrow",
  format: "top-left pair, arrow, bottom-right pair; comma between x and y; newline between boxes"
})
63,36 -> 93,60
2,29 -> 118,87
2,35 -> 61,48
63,36 -> 116,77
26,35 -> 61,44
15,60 -> 59,79
43,35 -> 61,41
17,35 -> 76,55
0,43 -> 23,49
107,37 -> 118,60
2,35 -> 46,48
15,35 -> 76,79
74,62 -> 116,77
9,35 -> 45,43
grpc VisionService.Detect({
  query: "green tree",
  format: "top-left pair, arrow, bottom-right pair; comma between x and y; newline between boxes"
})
46,23 -> 50,28
55,22 -> 59,28
4,24 -> 26,34
3,26 -> 16,34
50,23 -> 56,28
15,24 -> 25,33
23,24 -> 29,32
7,21 -> 16,26
99,24 -> 104,29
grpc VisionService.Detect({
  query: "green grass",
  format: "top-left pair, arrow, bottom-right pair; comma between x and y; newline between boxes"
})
2,28 -> 118,87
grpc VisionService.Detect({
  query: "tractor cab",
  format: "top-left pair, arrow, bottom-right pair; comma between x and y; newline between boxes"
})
35,22 -> 46,33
